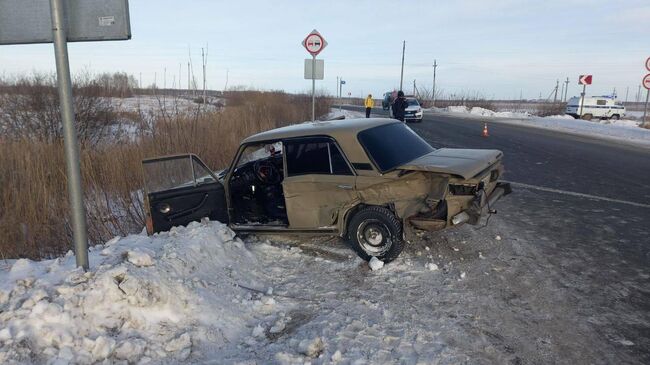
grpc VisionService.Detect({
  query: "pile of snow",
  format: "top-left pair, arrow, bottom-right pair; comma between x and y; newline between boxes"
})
441,105 -> 650,146
0,221 -> 277,364
444,105 -> 530,118
323,108 -> 366,120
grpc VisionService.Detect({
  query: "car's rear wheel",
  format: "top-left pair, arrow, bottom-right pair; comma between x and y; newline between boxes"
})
347,206 -> 404,263
610,114 -> 620,120
581,113 -> 593,121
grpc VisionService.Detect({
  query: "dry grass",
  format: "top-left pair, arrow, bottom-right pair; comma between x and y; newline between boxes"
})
535,102 -> 566,117
0,89 -> 329,259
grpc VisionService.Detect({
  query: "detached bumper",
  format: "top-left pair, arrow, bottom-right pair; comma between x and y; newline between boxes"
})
452,182 -> 512,225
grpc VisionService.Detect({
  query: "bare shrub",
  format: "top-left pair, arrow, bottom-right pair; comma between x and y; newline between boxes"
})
0,74 -> 116,144
0,90 -> 330,259
434,98 -> 495,110
535,102 -> 566,117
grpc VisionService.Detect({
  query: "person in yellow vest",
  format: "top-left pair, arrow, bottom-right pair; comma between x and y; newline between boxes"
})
364,94 -> 374,118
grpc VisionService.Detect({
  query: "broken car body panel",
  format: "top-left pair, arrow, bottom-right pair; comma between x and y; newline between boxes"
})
399,148 -> 503,179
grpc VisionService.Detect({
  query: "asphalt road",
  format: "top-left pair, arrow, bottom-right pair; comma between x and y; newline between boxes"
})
342,105 -> 650,364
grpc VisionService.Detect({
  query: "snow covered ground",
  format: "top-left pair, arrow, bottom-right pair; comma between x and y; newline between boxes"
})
434,106 -> 650,147
0,218 -> 520,364
1,194 -> 646,364
110,95 -> 219,116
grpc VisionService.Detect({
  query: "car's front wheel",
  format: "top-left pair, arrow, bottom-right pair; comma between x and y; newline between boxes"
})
347,206 -> 404,263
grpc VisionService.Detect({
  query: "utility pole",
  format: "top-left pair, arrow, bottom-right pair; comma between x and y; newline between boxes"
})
624,86 -> 629,103
187,62 -> 190,93
201,46 -> 207,103
560,80 -> 564,104
564,77 -> 570,102
637,85 -> 642,103
413,79 -> 416,97
432,59 -> 437,107
336,76 -> 339,98
399,40 -> 405,91
553,79 -> 559,103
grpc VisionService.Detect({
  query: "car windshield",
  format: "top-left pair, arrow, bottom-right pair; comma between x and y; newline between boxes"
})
357,122 -> 434,172
407,99 -> 419,106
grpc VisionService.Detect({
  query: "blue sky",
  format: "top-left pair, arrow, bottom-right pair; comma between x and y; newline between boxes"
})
0,0 -> 648,100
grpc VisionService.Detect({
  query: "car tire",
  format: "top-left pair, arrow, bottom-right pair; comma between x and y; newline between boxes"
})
610,114 -> 620,120
347,206 -> 404,263
581,113 -> 593,121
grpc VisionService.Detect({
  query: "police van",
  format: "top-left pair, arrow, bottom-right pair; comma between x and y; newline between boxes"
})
565,96 -> 626,120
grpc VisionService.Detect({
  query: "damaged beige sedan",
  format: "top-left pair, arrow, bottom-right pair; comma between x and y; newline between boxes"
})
142,118 -> 511,262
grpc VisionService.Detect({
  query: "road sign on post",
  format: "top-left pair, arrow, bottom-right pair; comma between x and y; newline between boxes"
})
302,29 -> 327,122
578,75 -> 592,85
0,0 -> 131,270
642,73 -> 650,127
578,74 -> 592,118
645,57 -> 650,72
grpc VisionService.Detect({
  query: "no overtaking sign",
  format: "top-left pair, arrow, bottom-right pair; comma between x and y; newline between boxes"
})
302,29 -> 327,56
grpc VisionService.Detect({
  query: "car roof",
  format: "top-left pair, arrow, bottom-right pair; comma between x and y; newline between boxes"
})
243,117 -> 398,144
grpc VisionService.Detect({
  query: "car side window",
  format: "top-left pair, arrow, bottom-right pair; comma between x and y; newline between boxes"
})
285,137 -> 353,177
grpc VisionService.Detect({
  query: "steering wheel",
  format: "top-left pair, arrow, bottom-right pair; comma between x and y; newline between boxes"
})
253,160 -> 281,184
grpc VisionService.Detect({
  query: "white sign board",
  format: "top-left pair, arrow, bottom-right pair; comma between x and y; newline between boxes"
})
0,0 -> 131,44
304,59 -> 324,80
302,29 -> 327,56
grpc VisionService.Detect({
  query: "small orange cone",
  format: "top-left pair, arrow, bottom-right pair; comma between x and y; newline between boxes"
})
482,123 -> 489,137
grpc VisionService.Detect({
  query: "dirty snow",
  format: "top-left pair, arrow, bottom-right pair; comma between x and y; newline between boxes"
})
1,209 -> 646,364
438,105 -> 650,147
323,108 -> 366,120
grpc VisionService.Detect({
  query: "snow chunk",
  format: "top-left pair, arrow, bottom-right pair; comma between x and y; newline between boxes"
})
127,250 -> 154,267
495,235 -> 502,241
369,257 -> 384,271
298,337 -> 325,358
425,263 -> 439,271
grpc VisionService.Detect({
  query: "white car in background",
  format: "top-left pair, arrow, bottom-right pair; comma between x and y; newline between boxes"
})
390,97 -> 423,123
565,96 -> 626,120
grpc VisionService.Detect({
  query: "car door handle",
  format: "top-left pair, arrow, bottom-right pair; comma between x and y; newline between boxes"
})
337,184 -> 353,190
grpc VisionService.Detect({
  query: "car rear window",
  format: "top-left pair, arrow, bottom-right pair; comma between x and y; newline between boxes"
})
357,123 -> 434,172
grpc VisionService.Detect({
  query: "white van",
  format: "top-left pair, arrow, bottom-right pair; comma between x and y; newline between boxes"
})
565,96 -> 626,120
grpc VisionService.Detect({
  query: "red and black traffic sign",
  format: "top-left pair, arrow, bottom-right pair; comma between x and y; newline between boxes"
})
302,29 -> 327,56
578,75 -> 592,85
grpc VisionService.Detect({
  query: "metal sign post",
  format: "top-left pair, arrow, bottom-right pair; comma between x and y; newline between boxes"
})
50,0 -> 89,269
0,0 -> 131,270
302,29 -> 327,122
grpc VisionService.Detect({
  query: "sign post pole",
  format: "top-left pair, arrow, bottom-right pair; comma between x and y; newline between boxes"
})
50,0 -> 89,270
312,55 -> 316,122
579,84 -> 586,117
642,89 -> 649,127
302,29 -> 327,122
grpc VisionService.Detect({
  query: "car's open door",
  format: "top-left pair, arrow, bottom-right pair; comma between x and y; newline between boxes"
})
142,154 -> 228,234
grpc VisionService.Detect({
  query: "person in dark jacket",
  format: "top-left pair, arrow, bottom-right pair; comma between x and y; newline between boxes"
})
391,90 -> 408,122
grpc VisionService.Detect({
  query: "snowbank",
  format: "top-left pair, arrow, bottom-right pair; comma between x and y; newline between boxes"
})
440,105 -> 650,147
323,108 -> 366,120
0,221 -> 277,364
